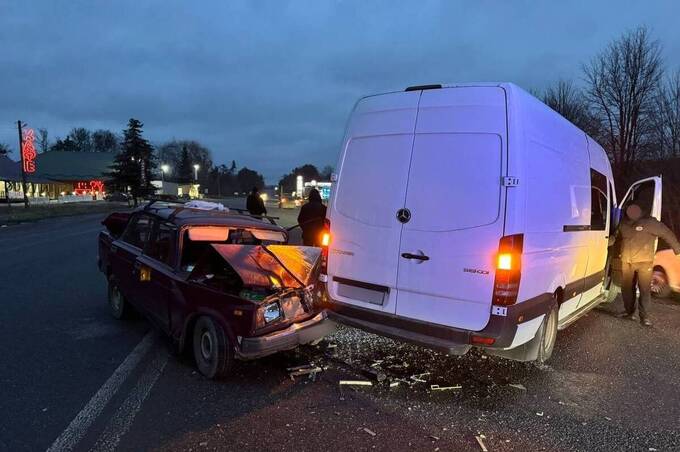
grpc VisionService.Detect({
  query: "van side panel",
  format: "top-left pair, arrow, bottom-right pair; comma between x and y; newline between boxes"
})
510,87 -> 591,320
327,91 -> 420,315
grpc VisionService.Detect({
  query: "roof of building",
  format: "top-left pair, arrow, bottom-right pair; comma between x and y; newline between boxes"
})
0,155 -> 21,182
33,151 -> 116,181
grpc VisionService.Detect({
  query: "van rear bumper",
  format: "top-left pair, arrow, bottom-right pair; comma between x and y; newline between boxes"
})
327,294 -> 552,355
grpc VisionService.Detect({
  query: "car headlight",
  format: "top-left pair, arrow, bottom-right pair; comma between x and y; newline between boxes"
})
262,301 -> 282,324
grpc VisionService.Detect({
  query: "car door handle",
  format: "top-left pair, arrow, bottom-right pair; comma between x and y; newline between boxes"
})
401,252 -> 430,261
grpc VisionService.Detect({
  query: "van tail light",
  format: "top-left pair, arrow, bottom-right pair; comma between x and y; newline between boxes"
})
320,218 -> 331,277
493,234 -> 523,306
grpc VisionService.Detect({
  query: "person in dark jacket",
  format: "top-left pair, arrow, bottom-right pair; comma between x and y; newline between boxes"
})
246,187 -> 267,216
615,204 -> 680,326
297,188 -> 327,247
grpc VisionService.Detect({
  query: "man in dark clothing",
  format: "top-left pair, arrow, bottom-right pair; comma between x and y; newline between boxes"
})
246,187 -> 267,216
616,204 -> 680,326
297,188 -> 327,247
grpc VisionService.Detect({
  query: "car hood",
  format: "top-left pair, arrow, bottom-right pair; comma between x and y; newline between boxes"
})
209,244 -> 322,289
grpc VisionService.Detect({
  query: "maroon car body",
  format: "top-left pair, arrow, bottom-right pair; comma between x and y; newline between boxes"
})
98,202 -> 333,378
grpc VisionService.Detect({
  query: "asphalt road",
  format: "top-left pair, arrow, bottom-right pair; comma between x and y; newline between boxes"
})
2,210 -> 680,451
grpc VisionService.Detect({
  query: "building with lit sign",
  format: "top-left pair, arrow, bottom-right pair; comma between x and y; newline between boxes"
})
0,151 -> 115,202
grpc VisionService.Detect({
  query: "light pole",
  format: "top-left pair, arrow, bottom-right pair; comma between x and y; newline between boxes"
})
193,164 -> 199,182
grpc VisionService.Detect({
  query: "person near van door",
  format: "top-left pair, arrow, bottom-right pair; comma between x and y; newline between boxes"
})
297,188 -> 327,247
616,204 -> 680,326
246,187 -> 267,216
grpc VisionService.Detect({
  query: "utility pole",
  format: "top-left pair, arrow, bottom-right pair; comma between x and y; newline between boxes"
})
17,120 -> 29,208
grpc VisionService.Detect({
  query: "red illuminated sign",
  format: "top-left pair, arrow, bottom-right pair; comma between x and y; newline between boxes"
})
74,180 -> 105,195
21,128 -> 37,173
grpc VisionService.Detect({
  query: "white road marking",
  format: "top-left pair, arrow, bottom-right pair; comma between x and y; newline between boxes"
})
91,350 -> 169,452
46,333 -> 156,452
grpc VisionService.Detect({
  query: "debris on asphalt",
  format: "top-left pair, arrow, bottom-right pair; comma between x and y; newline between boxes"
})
536,411 -> 544,416
475,434 -> 488,452
339,380 -> 373,387
361,368 -> 387,382
508,383 -> 526,390
389,381 -> 399,388
288,364 -> 322,381
199,441 -> 208,447
430,384 -> 462,391
409,372 -> 430,383
363,427 -> 377,436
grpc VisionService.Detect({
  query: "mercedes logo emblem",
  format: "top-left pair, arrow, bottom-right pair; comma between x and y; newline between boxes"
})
396,208 -> 411,223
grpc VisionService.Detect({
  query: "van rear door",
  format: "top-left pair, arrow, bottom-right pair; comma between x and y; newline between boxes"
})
395,87 -> 507,331
327,91 -> 420,314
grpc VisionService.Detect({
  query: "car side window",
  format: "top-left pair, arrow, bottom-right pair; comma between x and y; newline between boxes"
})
122,214 -> 155,250
590,169 -> 608,231
146,222 -> 177,267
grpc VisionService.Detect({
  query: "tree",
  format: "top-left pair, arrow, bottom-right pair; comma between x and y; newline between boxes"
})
651,70 -> 680,159
236,167 -> 265,193
50,137 -> 78,152
583,26 -> 663,184
176,145 -> 194,184
67,127 -> 92,152
37,129 -> 49,153
106,118 -> 156,206
320,165 -> 334,180
278,164 -> 321,193
92,129 -> 119,153
0,143 -> 11,156
542,80 -> 594,133
157,139 -> 213,185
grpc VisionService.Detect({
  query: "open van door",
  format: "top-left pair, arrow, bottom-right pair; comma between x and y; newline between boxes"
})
603,176 -> 662,302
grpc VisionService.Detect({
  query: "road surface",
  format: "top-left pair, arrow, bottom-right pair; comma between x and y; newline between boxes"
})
2,210 -> 680,451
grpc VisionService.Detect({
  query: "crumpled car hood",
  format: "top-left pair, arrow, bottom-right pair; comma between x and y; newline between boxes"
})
210,244 -> 321,288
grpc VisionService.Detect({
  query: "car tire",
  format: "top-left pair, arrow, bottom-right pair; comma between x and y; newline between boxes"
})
536,302 -> 558,363
651,268 -> 672,299
108,278 -> 130,320
193,316 -> 234,379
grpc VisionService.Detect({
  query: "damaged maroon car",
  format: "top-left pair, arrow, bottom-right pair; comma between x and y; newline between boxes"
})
98,201 -> 334,378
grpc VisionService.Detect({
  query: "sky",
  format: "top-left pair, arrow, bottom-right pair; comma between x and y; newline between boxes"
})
2,0 -> 680,183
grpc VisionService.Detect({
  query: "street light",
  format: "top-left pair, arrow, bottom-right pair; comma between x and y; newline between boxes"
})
193,164 -> 200,182
161,164 -> 169,182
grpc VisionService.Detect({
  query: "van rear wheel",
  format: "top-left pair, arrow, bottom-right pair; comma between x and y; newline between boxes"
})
536,303 -> 558,363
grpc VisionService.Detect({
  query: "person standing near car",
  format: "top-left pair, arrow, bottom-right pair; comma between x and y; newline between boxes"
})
616,204 -> 680,326
297,188 -> 327,246
246,187 -> 267,216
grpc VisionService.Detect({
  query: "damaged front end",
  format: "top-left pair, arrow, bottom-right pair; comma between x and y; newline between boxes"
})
189,244 -> 335,358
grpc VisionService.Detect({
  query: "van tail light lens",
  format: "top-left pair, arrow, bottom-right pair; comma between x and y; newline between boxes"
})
320,218 -> 330,276
493,234 -> 523,306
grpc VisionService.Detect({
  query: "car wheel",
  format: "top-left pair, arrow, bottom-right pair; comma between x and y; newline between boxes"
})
651,269 -> 672,299
536,302 -> 558,363
192,316 -> 234,379
108,278 -> 129,320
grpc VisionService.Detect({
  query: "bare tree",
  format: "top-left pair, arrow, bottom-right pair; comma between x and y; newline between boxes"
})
651,70 -> 680,158
543,80 -> 585,124
583,27 -> 663,183
37,128 -> 49,153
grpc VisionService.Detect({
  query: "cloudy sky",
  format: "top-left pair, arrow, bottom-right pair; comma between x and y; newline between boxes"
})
2,0 -> 680,182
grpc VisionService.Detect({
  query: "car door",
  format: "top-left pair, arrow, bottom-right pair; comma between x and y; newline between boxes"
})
395,87 -> 507,332
327,90 -> 420,315
111,213 -> 155,305
134,221 -> 178,331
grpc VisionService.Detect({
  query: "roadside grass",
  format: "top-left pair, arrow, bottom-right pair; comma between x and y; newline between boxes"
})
0,201 -> 131,224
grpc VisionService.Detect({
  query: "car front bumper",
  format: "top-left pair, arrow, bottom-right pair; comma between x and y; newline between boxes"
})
237,311 -> 336,359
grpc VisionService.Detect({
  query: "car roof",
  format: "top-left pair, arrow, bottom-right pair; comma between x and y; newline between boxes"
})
135,203 -> 286,232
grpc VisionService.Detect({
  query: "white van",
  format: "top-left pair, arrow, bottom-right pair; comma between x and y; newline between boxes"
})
321,83 -> 661,362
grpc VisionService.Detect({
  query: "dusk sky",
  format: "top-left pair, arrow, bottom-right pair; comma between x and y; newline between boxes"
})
2,0 -> 680,182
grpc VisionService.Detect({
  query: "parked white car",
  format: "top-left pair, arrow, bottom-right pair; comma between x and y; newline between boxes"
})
321,83 -> 662,363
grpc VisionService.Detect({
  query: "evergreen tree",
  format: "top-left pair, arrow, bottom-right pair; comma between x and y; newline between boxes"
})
106,118 -> 156,206
177,145 -> 193,183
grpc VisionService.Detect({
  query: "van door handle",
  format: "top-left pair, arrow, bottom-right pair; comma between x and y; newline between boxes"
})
401,252 -> 429,262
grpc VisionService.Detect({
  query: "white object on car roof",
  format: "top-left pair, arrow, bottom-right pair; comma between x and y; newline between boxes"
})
185,200 -> 228,211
